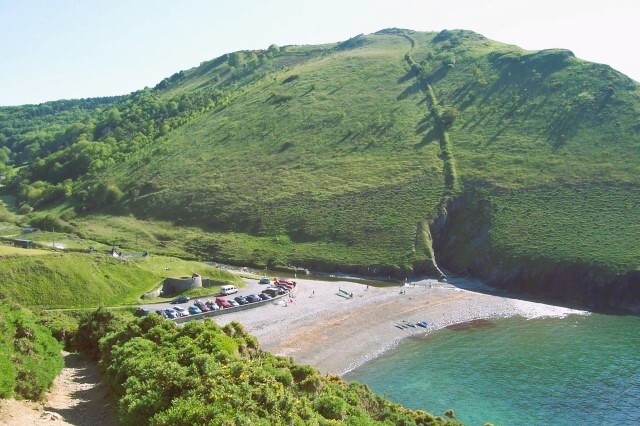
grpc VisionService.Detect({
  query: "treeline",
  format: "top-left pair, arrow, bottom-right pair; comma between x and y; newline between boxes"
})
0,44 -> 294,214
69,309 -> 454,425
0,86 -> 227,212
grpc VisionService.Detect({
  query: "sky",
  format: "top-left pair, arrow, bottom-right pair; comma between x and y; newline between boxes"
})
1,0 -> 638,106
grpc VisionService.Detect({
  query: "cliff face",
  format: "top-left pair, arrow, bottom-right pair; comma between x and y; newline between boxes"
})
431,192 -> 640,315
482,262 -> 640,314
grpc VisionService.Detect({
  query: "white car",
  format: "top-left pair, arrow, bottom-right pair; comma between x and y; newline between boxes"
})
173,306 -> 189,317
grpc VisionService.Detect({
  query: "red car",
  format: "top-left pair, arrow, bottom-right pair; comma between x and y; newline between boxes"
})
275,278 -> 296,286
194,300 -> 210,312
275,280 -> 295,290
215,297 -> 232,309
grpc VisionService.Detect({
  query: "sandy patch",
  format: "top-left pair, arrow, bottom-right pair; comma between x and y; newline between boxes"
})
0,352 -> 116,426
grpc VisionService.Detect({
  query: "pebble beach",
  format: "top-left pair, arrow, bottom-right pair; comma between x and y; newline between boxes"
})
214,275 -> 586,375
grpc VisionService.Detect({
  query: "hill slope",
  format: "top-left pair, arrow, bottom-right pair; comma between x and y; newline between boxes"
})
1,29 -> 639,312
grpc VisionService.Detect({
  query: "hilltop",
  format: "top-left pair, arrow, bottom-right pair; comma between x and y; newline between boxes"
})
1,28 -> 639,312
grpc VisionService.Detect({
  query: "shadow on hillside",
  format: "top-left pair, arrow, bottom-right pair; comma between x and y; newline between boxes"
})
397,70 -> 415,84
415,127 -> 439,149
397,80 -> 423,101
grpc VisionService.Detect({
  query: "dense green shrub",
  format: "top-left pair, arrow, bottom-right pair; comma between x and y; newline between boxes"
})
315,394 -> 348,420
0,301 -> 63,399
37,310 -> 80,349
75,310 -> 453,425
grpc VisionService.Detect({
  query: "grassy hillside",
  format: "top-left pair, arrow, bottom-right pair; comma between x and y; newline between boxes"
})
1,28 -> 639,309
120,30 -> 640,275
0,251 -> 243,308
104,32 -> 446,272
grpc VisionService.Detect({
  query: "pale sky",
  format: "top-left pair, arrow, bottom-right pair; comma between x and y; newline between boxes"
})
1,0 -> 638,106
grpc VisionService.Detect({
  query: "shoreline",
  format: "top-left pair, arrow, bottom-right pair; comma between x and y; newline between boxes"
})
213,275 -> 587,375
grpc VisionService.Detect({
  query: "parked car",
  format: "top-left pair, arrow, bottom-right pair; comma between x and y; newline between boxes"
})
155,309 -> 167,318
171,296 -> 190,304
258,277 -> 271,285
188,305 -> 202,315
228,300 -> 240,307
275,278 -> 296,286
263,287 -> 286,297
173,306 -> 188,316
276,282 -> 294,290
134,307 -> 151,317
234,296 -> 248,305
220,285 -> 238,295
194,300 -> 209,312
215,297 -> 231,309
164,309 -> 177,319
258,293 -> 271,301
205,300 -> 220,311
246,294 -> 261,303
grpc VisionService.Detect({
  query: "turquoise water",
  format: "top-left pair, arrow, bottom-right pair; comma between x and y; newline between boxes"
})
345,314 -> 640,426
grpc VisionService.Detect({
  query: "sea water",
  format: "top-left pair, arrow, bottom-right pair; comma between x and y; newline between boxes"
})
345,314 -> 640,426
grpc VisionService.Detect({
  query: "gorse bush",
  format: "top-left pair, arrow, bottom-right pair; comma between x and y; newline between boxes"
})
75,310 -> 454,425
0,300 -> 63,400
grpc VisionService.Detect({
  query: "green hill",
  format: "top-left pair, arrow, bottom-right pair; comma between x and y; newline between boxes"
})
0,251 -> 243,309
1,29 -> 639,312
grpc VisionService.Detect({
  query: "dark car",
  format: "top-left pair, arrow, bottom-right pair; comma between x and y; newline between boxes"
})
164,309 -> 177,319
155,309 -> 167,318
215,297 -> 232,309
171,296 -> 190,304
188,305 -> 202,315
263,287 -> 285,297
134,307 -> 151,317
259,293 -> 271,301
258,277 -> 271,285
194,300 -> 209,312
246,294 -> 261,303
234,296 -> 248,305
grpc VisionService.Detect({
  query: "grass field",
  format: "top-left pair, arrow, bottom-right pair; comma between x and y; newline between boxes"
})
0,251 -> 243,309
0,245 -> 52,256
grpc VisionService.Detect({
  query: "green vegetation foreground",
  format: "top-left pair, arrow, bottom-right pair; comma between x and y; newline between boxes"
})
71,309 -> 456,425
0,300 -> 63,400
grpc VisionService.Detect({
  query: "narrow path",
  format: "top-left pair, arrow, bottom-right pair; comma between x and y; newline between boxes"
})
400,32 -> 457,278
0,352 -> 117,426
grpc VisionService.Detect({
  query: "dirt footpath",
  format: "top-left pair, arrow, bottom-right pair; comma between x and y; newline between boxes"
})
0,352 -> 117,426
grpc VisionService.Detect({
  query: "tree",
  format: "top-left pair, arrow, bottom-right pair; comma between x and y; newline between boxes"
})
227,52 -> 243,67
440,107 -> 460,129
267,44 -> 280,56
